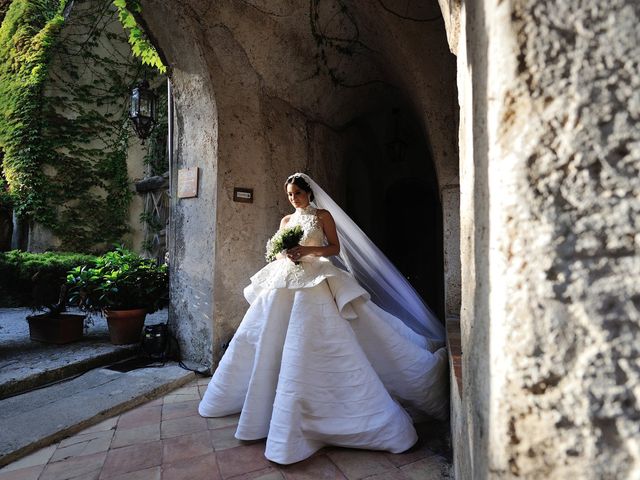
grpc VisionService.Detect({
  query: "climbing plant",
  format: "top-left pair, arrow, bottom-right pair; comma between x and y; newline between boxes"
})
113,0 -> 165,73
0,0 -> 68,227
0,0 -> 165,252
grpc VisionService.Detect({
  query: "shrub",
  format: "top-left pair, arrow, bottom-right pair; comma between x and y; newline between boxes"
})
0,250 -> 97,308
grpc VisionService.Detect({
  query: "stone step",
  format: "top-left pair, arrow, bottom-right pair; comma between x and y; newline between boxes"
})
0,361 -> 194,468
0,344 -> 138,400
0,308 -> 169,400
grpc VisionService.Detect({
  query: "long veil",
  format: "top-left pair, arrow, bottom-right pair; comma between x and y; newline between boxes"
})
297,173 -> 445,345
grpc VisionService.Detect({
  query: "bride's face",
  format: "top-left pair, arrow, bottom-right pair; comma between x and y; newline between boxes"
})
287,183 -> 310,209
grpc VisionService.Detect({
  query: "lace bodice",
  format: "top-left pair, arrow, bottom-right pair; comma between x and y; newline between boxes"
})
288,205 -> 325,247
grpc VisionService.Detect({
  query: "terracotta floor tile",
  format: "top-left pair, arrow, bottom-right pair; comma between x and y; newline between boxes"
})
164,393 -> 201,404
162,431 -> 213,464
51,430 -> 114,462
80,417 -> 119,434
0,465 -> 44,480
227,467 -> 284,480
197,377 -> 212,386
206,414 -> 240,430
161,453 -> 220,480
145,398 -> 164,407
100,441 -> 162,478
360,471 -> 411,480
171,385 -> 199,396
105,466 -> 161,480
162,400 -> 200,421
209,425 -> 243,452
111,423 -> 161,448
39,451 -> 107,480
0,445 -> 56,472
326,449 -> 396,480
161,416 -> 208,439
117,405 -> 162,430
280,454 -> 347,480
59,429 -> 115,449
400,455 -> 451,480
216,443 -> 272,479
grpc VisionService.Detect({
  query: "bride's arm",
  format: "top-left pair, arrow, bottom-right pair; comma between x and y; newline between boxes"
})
286,210 -> 340,259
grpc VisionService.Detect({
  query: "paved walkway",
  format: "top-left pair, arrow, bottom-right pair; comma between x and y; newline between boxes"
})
0,377 -> 452,480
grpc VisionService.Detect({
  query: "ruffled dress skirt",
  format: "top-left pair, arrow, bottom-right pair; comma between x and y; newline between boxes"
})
198,257 -> 448,465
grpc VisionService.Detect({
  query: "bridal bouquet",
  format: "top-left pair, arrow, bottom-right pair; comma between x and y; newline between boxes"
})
265,225 -> 304,262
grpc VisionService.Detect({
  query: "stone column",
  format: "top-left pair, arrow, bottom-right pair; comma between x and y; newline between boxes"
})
441,184 -> 461,319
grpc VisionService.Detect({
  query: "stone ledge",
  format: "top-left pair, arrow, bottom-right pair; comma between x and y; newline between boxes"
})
446,317 -> 462,394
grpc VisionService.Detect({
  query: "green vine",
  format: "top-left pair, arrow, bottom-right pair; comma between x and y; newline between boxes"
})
113,0 -> 165,73
0,0 -> 68,226
0,0 -> 165,252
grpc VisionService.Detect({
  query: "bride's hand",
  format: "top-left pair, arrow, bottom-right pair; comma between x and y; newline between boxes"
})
286,246 -> 311,262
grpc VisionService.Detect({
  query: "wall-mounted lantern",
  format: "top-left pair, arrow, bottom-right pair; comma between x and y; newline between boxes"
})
129,79 -> 157,143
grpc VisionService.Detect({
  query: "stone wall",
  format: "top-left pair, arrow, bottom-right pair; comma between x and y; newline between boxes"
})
451,0 -> 640,477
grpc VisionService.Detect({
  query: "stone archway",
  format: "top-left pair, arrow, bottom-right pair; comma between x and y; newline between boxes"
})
138,0 -> 459,370
138,0 -> 640,478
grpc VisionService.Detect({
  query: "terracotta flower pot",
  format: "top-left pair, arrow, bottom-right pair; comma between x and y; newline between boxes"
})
105,308 -> 147,345
27,313 -> 85,344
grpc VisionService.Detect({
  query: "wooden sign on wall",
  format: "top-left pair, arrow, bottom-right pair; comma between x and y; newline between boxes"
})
177,167 -> 198,199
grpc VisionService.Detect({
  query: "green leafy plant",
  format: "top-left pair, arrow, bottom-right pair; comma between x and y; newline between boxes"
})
0,250 -> 97,309
113,0 -> 165,73
66,246 -> 168,314
265,225 -> 304,262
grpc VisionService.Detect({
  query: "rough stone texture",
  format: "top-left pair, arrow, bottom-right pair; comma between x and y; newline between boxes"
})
442,185 -> 461,317
450,0 -> 640,478
140,0 -> 458,369
499,1 -> 640,477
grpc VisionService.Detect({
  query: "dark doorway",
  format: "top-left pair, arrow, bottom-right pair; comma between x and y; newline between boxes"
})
383,179 -> 444,319
342,105 -> 444,321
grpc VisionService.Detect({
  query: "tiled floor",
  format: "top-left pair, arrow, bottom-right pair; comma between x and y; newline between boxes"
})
0,377 -> 451,480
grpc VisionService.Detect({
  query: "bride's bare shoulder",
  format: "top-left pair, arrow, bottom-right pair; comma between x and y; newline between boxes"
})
316,209 -> 333,220
279,214 -> 293,229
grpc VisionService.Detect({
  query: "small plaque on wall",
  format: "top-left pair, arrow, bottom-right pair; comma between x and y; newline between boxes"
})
178,167 -> 198,198
233,187 -> 253,203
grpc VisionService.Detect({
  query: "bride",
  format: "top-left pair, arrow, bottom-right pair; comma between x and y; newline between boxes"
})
198,172 -> 448,465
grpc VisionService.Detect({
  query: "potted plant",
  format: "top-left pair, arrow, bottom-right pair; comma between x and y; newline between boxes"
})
67,247 -> 169,345
26,284 -> 88,344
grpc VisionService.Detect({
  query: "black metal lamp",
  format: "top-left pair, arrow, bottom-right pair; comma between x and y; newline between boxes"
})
129,79 -> 157,143
387,108 -> 407,163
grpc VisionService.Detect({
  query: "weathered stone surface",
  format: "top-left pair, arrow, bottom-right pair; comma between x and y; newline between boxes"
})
452,0 -> 640,478
498,1 -> 640,477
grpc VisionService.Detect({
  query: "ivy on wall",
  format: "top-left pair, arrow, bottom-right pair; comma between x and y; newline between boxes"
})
113,0 -> 165,73
0,0 -> 165,252
0,0 -> 67,226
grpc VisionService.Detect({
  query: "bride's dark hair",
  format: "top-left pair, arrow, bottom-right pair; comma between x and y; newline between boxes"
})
285,174 -> 314,202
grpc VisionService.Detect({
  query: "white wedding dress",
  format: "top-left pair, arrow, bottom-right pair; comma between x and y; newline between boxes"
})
198,205 -> 448,465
